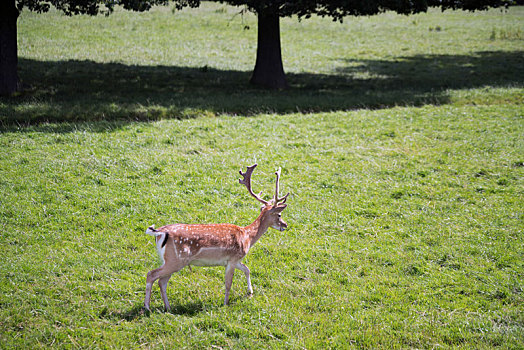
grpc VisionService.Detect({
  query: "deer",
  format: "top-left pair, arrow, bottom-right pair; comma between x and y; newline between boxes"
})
143,164 -> 289,310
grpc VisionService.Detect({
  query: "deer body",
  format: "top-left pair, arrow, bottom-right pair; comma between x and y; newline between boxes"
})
144,164 -> 288,310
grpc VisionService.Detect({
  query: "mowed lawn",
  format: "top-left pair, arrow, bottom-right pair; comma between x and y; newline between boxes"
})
1,3 -> 523,349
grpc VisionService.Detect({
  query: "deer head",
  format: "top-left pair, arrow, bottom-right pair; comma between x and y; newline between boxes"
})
239,164 -> 289,231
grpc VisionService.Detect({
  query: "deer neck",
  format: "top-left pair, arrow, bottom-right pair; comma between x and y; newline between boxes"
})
244,211 -> 271,248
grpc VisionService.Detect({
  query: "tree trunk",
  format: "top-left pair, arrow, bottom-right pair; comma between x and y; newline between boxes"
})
250,10 -> 288,89
0,0 -> 21,96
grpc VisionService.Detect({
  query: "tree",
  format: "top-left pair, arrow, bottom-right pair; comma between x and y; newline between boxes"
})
1,0 -> 513,95
1,0 -> 102,95
0,0 -> 182,95
0,1 -> 20,95
208,0 -> 513,89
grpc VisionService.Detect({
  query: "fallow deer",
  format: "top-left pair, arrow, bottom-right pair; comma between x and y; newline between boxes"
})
144,164 -> 289,310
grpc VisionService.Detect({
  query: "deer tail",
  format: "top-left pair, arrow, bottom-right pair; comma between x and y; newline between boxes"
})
145,225 -> 163,237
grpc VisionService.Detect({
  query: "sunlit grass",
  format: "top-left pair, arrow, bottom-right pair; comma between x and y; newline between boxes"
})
1,105 -> 523,348
0,2 -> 523,348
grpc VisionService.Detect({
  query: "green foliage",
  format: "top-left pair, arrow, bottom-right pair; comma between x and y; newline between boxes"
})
15,0 -> 179,15
15,0 -> 513,19
208,0 -> 512,19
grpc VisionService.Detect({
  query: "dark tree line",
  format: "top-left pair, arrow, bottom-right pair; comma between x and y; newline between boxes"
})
0,0 -> 513,95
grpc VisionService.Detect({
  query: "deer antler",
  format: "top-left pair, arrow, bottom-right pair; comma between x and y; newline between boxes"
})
274,167 -> 289,205
239,164 -> 268,205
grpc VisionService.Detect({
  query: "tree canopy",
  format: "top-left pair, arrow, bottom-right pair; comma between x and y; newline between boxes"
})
14,0 -> 514,15
214,0 -> 511,19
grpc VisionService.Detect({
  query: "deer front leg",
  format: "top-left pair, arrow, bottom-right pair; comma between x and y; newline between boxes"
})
224,262 -> 236,305
235,262 -> 253,296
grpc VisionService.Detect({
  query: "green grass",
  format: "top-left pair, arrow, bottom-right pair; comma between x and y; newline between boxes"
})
1,3 -> 523,349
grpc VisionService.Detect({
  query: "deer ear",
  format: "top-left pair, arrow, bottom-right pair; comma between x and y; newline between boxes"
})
272,204 -> 287,212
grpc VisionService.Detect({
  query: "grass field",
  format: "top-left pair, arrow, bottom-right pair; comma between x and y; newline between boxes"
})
2,3 -> 523,123
1,2 -> 523,349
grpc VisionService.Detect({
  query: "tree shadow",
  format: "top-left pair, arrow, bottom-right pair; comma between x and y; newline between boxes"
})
1,50 -> 522,129
333,50 -> 524,92
101,300 -> 211,321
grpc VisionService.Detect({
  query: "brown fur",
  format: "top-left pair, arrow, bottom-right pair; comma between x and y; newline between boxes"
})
144,164 -> 288,310
144,204 -> 287,310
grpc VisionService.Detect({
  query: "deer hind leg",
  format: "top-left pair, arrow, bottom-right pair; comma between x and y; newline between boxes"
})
235,262 -> 253,296
158,275 -> 172,311
224,262 -> 236,306
144,264 -> 182,311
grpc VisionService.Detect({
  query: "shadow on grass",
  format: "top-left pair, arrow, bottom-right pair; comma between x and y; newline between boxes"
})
103,300 -> 210,321
1,50 -> 522,129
